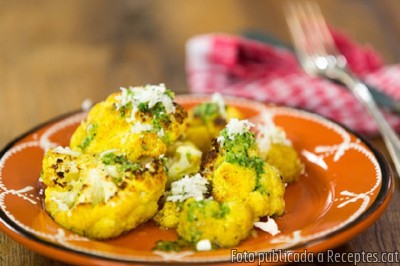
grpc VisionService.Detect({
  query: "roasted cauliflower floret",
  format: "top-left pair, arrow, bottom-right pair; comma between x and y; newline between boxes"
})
154,173 -> 209,229
246,163 -> 285,217
201,119 -> 285,218
153,201 -> 183,229
265,143 -> 303,183
70,84 -> 187,162
155,173 -> 253,248
256,114 -> 303,183
166,141 -> 202,185
177,198 -> 253,247
185,93 -> 243,153
41,147 -> 167,239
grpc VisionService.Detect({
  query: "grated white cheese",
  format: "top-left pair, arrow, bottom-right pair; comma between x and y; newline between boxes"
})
52,146 -> 81,157
127,106 -> 139,123
254,217 -> 280,236
196,239 -> 212,251
116,87 -> 134,109
256,113 -> 292,158
167,173 -> 209,202
135,84 -> 175,113
211,92 -> 226,118
116,84 -> 176,116
217,119 -> 254,144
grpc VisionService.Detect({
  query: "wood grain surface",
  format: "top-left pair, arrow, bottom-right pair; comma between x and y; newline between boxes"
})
0,1 -> 399,265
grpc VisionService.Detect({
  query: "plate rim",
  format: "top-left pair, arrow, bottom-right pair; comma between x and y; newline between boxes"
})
0,98 -> 394,265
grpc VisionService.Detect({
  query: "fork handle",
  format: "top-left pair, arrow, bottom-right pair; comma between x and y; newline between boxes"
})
331,67 -> 400,175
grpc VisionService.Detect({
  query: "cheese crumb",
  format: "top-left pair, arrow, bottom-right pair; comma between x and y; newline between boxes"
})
256,113 -> 292,158
225,119 -> 254,138
196,239 -> 212,251
167,173 -> 209,202
254,217 -> 280,236
116,84 -> 176,116
211,92 -> 226,118
217,119 -> 254,144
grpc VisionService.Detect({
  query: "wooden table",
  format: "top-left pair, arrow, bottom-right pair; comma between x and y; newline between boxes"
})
0,1 -> 399,265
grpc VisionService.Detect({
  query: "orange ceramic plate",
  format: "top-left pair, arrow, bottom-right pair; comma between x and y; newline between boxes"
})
0,95 -> 393,265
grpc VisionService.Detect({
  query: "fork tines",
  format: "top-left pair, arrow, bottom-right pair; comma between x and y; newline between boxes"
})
284,1 -> 338,59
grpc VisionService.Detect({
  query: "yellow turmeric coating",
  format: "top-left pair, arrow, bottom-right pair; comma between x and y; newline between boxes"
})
41,88 -> 299,249
200,123 -> 286,219
185,104 -> 244,153
245,163 -> 285,217
203,156 -> 285,218
153,201 -> 183,229
70,91 -> 187,162
211,162 -> 256,202
41,149 -> 167,239
177,199 -> 253,247
265,143 -> 303,183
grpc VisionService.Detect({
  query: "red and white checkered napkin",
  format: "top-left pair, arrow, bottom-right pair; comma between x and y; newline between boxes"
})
185,31 -> 400,135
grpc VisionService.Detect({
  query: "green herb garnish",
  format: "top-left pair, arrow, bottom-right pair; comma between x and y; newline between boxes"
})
101,152 -> 142,173
78,123 -> 98,150
153,238 -> 191,252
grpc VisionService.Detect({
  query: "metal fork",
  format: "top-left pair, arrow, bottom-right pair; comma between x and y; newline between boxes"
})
285,1 -> 400,177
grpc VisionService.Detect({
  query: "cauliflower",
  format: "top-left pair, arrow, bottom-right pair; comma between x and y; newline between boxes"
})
177,198 -> 253,247
265,143 -> 304,183
154,173 -> 209,229
153,201 -> 183,229
166,141 -> 202,185
70,84 -> 187,162
201,119 -> 286,218
155,172 -> 253,248
185,93 -> 243,153
256,113 -> 303,183
41,147 -> 167,239
40,87 -> 295,249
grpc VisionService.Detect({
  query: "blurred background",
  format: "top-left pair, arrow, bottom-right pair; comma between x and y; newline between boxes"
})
1,0 -> 400,265
2,0 -> 400,149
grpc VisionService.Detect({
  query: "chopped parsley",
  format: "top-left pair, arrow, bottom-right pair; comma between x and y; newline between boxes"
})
212,202 -> 230,219
78,123 -> 98,151
153,238 -> 191,252
193,102 -> 220,123
114,85 -> 175,140
151,102 -> 171,132
217,122 -> 267,192
186,200 -> 230,222
101,152 -> 142,172
118,102 -> 133,118
219,129 -> 264,173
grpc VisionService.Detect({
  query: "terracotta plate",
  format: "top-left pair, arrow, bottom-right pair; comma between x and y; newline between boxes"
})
0,95 -> 393,265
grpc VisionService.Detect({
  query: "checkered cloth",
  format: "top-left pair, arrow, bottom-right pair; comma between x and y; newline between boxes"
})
185,31 -> 400,135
